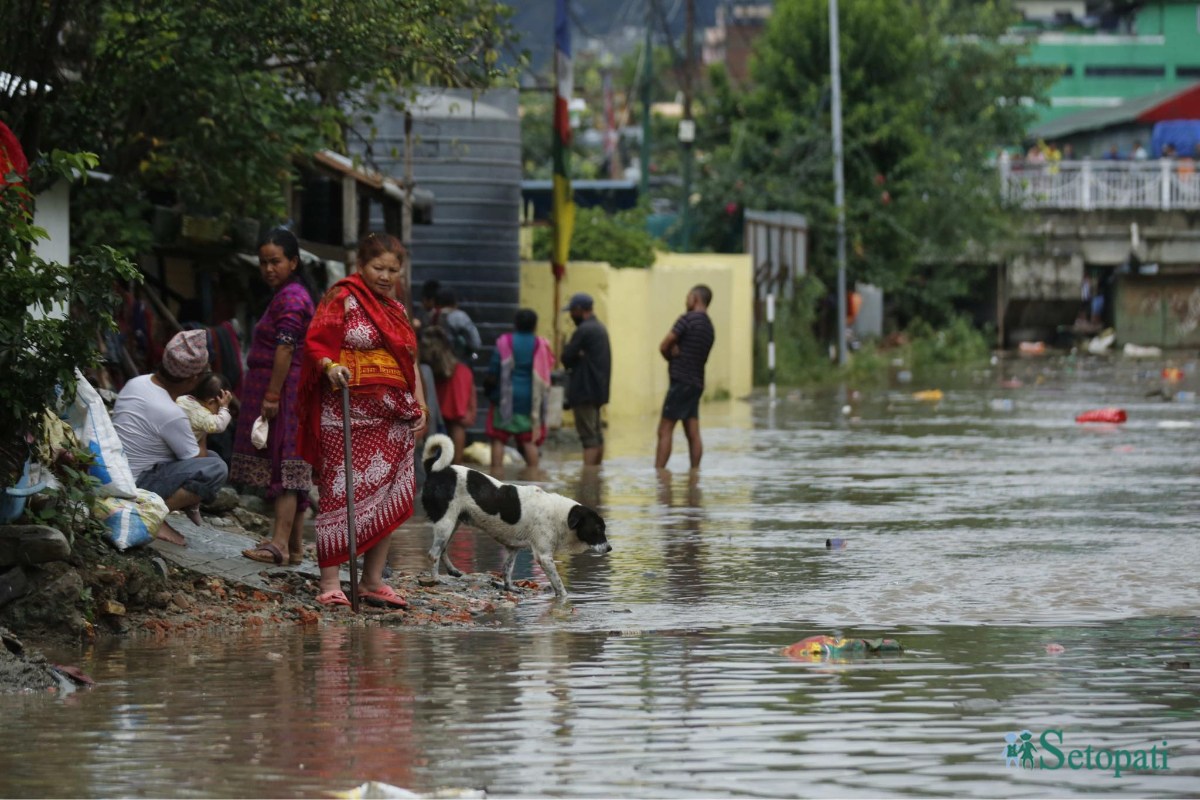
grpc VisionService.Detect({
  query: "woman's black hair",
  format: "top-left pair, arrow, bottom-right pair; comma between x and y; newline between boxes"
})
258,226 -> 315,301
514,308 -> 538,333
259,227 -> 300,262
421,280 -> 441,302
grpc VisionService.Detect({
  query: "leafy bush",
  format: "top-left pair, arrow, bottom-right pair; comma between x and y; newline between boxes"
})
1,150 -> 140,484
753,280 -> 992,387
906,315 -> 992,368
753,276 -> 831,386
532,206 -> 659,268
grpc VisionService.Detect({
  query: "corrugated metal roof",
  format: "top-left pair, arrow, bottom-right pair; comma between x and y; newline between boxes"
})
1030,82 -> 1200,140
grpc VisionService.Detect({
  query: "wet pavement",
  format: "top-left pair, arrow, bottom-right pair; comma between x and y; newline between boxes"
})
150,515 -> 309,592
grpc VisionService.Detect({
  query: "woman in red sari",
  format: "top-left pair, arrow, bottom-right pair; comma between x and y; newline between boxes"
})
298,234 -> 428,607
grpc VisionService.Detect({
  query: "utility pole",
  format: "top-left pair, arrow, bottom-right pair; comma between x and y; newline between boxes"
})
679,0 -> 696,251
402,110 -> 414,306
640,8 -> 653,202
829,0 -> 848,367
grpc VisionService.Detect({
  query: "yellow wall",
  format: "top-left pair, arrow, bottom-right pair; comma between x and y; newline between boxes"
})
520,252 -> 753,420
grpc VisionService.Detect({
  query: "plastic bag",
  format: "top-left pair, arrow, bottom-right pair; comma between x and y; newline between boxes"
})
93,489 -> 169,551
251,415 -> 270,449
67,370 -> 137,498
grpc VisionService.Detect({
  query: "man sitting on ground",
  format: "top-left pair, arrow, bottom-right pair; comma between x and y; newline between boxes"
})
112,329 -> 229,545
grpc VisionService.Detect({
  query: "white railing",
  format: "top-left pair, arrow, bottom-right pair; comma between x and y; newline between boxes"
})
1000,159 -> 1200,210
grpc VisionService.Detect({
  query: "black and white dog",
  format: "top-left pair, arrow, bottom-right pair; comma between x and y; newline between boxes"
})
420,434 -> 611,598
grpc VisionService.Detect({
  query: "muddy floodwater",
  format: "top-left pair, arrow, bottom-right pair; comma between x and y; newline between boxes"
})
1,356 -> 1198,797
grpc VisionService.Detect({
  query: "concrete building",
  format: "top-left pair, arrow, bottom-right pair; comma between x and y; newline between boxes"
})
702,2 -> 772,85
1014,0 -> 1200,129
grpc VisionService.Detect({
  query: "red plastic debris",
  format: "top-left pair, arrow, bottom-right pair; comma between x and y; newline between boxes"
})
1075,408 -> 1127,424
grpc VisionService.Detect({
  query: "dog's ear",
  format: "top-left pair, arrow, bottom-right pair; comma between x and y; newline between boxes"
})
568,504 -> 584,530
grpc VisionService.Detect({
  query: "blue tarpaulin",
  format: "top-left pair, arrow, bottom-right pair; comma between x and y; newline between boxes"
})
1151,121 -> 1200,159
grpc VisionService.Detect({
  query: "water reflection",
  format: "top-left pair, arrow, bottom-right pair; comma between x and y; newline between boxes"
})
2,359 -> 1199,797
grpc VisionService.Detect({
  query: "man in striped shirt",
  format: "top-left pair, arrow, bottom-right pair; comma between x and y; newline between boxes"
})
655,285 -> 715,470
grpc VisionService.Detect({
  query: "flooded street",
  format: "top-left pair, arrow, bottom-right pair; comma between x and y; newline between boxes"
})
2,356 -> 1198,797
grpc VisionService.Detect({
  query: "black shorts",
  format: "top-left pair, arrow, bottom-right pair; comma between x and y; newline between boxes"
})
661,381 -> 702,421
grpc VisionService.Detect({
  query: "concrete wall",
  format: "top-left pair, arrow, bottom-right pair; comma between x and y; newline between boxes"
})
1116,275 -> 1200,347
520,252 -> 754,420
30,180 -> 70,321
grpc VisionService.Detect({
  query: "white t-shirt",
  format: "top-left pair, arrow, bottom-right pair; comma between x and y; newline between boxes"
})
112,375 -> 200,478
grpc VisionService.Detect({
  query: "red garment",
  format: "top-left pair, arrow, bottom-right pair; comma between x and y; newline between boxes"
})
307,295 -> 421,568
437,362 -> 477,425
298,273 -> 417,471
0,122 -> 29,186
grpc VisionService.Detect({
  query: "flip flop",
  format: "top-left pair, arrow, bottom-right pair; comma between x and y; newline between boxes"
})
241,542 -> 284,566
316,589 -> 351,607
360,585 -> 408,609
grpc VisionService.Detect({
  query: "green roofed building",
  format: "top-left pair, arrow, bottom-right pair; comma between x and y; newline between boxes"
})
1014,0 -> 1200,129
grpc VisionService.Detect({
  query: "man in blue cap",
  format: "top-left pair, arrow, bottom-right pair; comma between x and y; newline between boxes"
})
560,292 -> 611,465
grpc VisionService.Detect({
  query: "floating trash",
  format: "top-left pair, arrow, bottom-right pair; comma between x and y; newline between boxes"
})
913,389 -> 943,402
336,782 -> 486,799
1124,343 -> 1162,359
782,635 -> 903,661
1075,408 -> 1127,424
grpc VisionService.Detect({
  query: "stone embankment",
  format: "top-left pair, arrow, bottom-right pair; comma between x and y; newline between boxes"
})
0,487 -> 534,693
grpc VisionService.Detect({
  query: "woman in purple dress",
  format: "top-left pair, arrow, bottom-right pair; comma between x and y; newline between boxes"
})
234,228 -> 316,566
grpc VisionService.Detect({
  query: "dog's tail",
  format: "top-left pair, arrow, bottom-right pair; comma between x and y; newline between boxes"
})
423,433 -> 454,473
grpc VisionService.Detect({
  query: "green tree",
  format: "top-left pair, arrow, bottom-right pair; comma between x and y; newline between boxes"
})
532,206 -> 658,268
692,0 -> 1052,324
1,0 -> 514,253
0,151 -> 140,483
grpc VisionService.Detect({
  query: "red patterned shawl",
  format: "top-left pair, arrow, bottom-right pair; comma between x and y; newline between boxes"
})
297,273 -> 417,468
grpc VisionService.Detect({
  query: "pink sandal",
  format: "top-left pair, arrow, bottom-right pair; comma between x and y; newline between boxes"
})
316,589 -> 351,607
360,585 -> 408,609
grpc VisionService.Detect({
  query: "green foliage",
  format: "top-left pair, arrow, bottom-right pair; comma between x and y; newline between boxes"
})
754,276 -> 831,386
692,0 -> 1054,324
756,282 -> 991,387
22,442 -> 106,545
0,150 -> 140,483
532,206 -> 659,268
521,95 -> 599,181
2,0 -> 515,252
905,315 -> 992,368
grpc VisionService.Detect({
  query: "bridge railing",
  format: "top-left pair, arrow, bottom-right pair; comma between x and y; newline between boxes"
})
1000,159 -> 1200,210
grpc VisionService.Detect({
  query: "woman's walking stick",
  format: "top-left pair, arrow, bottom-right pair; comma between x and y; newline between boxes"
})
341,384 -> 360,612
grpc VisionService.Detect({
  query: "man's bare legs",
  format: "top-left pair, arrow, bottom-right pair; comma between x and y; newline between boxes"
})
656,417 -> 702,470
158,487 -> 202,546
583,445 -> 604,466
683,417 -> 703,469
655,417 -> 675,470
